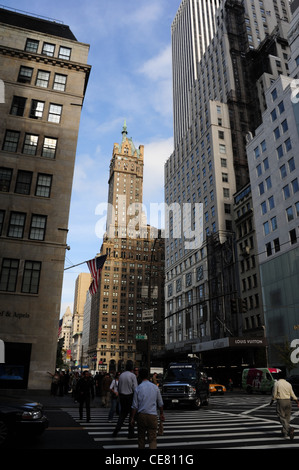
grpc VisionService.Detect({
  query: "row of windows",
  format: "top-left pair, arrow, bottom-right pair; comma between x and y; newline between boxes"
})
0,211 -> 47,241
167,265 -> 204,297
0,168 -> 52,198
260,176 -> 298,202
265,228 -> 298,257
2,130 -> 57,159
11,95 -> 63,122
263,196 -> 299,237
25,37 -> 72,61
18,66 -> 67,92
0,258 -> 41,294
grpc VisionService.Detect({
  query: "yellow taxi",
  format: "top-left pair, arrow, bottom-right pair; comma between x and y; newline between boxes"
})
209,382 -> 226,394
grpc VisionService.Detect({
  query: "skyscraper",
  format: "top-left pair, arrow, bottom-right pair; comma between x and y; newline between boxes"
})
164,0 -> 292,375
86,125 -> 165,373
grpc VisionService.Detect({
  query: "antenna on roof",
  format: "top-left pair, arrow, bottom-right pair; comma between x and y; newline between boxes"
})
0,4 -> 64,24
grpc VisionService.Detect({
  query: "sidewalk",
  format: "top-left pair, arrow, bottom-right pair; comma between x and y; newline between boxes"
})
1,389 -> 102,409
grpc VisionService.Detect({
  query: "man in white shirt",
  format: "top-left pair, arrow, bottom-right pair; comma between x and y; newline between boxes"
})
112,361 -> 138,438
131,368 -> 164,449
270,372 -> 299,439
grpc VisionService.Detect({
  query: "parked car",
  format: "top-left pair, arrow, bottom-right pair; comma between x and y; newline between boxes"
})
209,382 -> 226,394
286,375 -> 299,396
0,395 -> 48,447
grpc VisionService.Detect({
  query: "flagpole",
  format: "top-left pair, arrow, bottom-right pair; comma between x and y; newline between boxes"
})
64,261 -> 87,271
64,254 -> 108,271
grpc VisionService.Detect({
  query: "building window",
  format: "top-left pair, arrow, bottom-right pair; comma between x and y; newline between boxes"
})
280,164 -> 287,179
281,119 -> 288,133
58,46 -> 71,60
36,70 -> 50,88
271,216 -> 278,231
290,228 -> 297,245
18,66 -> 33,84
29,100 -> 45,119
271,109 -> 277,121
53,73 -> 67,91
261,201 -> 267,214
21,261 -> 41,294
292,178 -> 299,194
23,134 -> 38,155
286,206 -> 294,221
266,242 -> 272,256
0,210 -> 4,235
7,212 -> 26,238
10,96 -> 27,116
25,38 -> 39,53
263,221 -> 270,235
268,195 -> 275,209
15,170 -> 32,195
283,184 -> 290,199
266,176 -> 272,190
278,101 -> 285,114
29,215 -> 47,240
285,138 -> 292,152
271,88 -> 277,101
48,104 -> 62,123
277,145 -> 283,158
42,42 -> 55,57
35,174 -> 52,198
261,140 -> 267,152
0,167 -> 13,192
0,258 -> 19,292
274,127 -> 280,140
274,238 -> 280,253
42,137 -> 57,158
288,157 -> 295,172
254,147 -> 260,158
2,130 -> 20,152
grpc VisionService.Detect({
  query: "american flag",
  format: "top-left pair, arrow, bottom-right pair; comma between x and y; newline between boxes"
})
86,254 -> 107,295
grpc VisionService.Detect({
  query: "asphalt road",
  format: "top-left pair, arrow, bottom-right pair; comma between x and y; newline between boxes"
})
6,391 -> 299,455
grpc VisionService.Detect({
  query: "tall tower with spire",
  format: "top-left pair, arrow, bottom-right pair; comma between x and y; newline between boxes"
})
87,124 -> 164,373
106,120 -> 145,238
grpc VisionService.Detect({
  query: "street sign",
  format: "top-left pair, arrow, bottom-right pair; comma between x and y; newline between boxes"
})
136,334 -> 148,340
142,309 -> 154,323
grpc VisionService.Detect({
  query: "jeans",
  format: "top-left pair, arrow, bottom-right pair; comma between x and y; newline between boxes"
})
108,397 -> 119,420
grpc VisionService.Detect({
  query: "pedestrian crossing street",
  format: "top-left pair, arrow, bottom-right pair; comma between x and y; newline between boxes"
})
62,395 -> 299,449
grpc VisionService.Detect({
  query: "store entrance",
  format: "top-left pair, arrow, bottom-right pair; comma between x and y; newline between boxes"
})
0,342 -> 32,389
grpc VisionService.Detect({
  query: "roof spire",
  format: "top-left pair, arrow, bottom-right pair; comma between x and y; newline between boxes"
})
122,119 -> 128,138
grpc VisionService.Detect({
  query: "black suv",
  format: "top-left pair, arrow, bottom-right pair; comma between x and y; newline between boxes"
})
161,362 -> 209,409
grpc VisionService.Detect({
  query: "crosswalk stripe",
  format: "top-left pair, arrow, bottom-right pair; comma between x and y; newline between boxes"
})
61,405 -> 299,449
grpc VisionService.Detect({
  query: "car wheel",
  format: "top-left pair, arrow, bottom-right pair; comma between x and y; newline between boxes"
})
193,397 -> 201,409
0,420 -> 8,447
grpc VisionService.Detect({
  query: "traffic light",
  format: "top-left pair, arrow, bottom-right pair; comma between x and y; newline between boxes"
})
231,298 -> 238,314
241,298 -> 247,313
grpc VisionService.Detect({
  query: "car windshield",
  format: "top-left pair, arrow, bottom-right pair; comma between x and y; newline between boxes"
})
164,366 -> 197,381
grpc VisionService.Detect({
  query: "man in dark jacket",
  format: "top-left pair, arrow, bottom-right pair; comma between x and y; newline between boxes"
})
76,371 -> 95,422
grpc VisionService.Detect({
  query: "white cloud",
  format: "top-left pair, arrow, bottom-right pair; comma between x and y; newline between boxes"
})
143,136 -> 173,205
139,45 -> 172,81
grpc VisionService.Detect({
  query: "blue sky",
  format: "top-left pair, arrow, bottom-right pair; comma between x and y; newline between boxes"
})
4,0 -> 182,315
